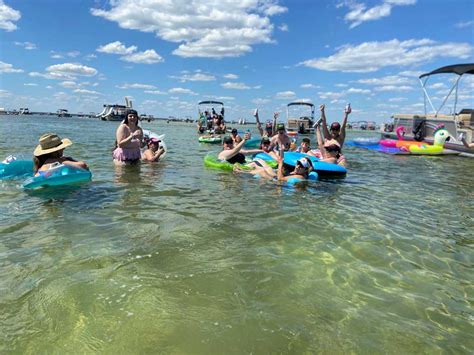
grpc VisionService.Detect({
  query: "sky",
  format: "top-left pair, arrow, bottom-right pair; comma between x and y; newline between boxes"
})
0,0 -> 473,123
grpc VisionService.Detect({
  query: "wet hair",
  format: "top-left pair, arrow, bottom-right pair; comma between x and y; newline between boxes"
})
33,150 -> 63,173
302,138 -> 310,144
223,136 -> 234,145
330,122 -> 341,131
123,109 -> 139,125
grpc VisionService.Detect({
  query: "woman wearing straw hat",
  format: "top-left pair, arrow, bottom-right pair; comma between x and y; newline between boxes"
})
33,133 -> 89,173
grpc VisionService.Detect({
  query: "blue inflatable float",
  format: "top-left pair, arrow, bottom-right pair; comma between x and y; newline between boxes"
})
0,156 -> 34,180
23,163 -> 92,190
254,152 -> 347,178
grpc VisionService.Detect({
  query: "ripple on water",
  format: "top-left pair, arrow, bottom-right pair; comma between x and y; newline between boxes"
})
0,118 -> 473,353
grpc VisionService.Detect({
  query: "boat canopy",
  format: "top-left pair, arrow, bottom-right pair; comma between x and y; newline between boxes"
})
287,101 -> 314,107
198,100 -> 224,106
419,63 -> 474,78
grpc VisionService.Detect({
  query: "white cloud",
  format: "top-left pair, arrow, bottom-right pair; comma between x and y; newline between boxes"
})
342,0 -> 416,29
223,73 -> 239,80
347,87 -> 371,94
144,90 -> 167,95
85,54 -> 97,60
0,89 -> 12,97
91,0 -> 287,59
73,89 -> 101,95
318,91 -> 344,100
455,20 -> 474,29
279,23 -> 289,31
0,60 -> 23,73
374,85 -> 413,92
357,75 -> 412,86
221,82 -> 251,90
301,39 -> 473,73
97,41 -> 137,55
215,96 -> 235,101
169,87 -> 198,95
67,50 -> 81,58
171,72 -> 215,82
46,63 -> 98,78
46,85 -> 53,89
24,83 -> 37,86
335,83 -> 349,88
59,81 -> 78,88
121,50 -> 164,64
275,91 -> 296,100
300,83 -> 320,89
51,54 -> 64,59
427,82 -> 447,90
388,97 -> 407,102
14,41 -> 37,50
118,83 -> 157,90
252,98 -> 271,105
0,0 -> 21,31
399,70 -> 424,77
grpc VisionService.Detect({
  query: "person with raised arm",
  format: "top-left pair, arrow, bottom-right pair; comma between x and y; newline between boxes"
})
218,132 -> 251,164
254,109 -> 278,137
314,119 -> 346,167
319,103 -> 351,148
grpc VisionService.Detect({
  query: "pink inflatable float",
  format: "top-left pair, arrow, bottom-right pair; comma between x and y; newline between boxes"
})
380,126 -> 424,149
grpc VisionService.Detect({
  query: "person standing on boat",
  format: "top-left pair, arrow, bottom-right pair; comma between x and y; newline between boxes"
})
319,104 -> 351,148
113,109 -> 143,165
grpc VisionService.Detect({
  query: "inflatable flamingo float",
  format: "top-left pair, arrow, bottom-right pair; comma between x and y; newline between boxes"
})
379,126 -> 424,149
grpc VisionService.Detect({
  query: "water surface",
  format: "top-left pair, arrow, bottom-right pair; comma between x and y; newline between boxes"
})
0,116 -> 473,353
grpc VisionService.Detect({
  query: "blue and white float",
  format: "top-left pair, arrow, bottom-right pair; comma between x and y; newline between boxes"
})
22,162 -> 92,190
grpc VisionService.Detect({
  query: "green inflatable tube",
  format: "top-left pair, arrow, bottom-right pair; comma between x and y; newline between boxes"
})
203,154 -> 253,171
199,136 -> 222,144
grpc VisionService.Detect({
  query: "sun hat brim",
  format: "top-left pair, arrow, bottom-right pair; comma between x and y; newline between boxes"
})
34,138 -> 72,156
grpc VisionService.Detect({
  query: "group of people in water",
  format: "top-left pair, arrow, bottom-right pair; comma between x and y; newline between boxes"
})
197,107 -> 226,134
218,104 -> 351,181
31,104 -> 350,183
31,109 -> 164,175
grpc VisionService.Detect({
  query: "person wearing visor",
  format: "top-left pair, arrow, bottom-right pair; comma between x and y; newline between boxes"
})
269,123 -> 291,154
218,132 -> 251,164
254,109 -> 278,138
33,133 -> 89,174
142,137 -> 165,162
234,150 -> 313,182
319,103 -> 351,148
231,128 -> 243,144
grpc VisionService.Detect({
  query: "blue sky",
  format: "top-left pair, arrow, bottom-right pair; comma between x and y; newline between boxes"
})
0,0 -> 473,123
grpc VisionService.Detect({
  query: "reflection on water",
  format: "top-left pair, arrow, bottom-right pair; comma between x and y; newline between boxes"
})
0,117 -> 473,353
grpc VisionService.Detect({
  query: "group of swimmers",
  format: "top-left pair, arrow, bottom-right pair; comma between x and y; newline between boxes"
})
197,107 -> 226,134
31,109 -> 163,175
30,104 -> 350,181
218,104 -> 351,181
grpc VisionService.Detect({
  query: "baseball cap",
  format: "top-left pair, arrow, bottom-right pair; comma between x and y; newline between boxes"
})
276,123 -> 285,130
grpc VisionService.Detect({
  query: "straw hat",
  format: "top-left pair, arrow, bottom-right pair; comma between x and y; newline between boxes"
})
34,133 -> 72,156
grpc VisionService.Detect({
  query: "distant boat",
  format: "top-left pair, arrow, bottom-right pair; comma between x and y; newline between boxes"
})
19,108 -> 30,115
97,98 -> 134,121
286,101 -> 315,134
57,109 -> 71,118
382,63 -> 474,154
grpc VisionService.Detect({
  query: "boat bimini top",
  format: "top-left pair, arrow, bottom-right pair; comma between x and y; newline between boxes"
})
419,63 -> 474,117
286,101 -> 315,120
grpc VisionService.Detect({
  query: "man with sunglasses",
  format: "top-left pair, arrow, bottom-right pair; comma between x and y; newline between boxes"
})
319,103 -> 351,148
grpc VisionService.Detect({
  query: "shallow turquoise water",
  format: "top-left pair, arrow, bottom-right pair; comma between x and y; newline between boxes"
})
0,116 -> 473,353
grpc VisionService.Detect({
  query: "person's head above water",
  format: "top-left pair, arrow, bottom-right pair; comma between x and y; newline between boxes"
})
330,122 -> 341,138
231,128 -> 238,136
276,123 -> 285,133
124,109 -> 139,125
223,136 -> 234,148
34,133 -> 72,157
